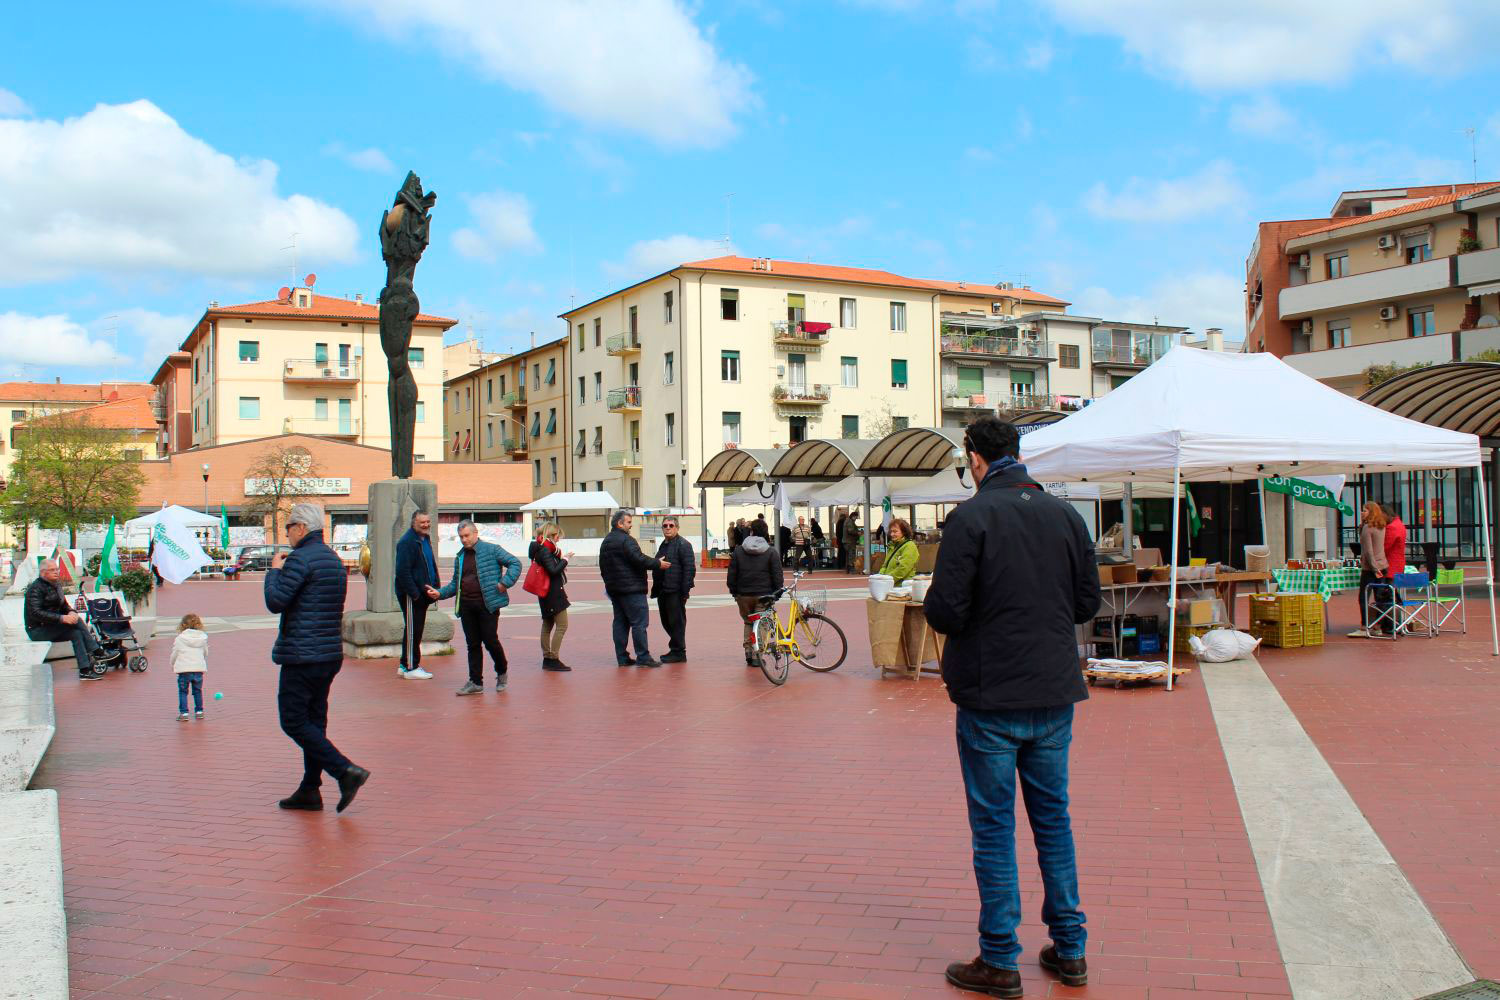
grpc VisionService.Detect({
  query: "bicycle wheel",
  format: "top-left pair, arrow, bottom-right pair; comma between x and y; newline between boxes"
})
793,611 -> 848,671
758,621 -> 790,686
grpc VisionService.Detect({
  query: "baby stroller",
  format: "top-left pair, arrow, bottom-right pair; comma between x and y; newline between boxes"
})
82,596 -> 149,673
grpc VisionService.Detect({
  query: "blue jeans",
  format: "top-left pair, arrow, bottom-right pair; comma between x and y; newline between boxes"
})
956,705 -> 1085,970
610,592 -> 650,662
177,672 -> 204,713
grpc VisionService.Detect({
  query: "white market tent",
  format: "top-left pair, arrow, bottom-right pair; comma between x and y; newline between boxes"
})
520,491 -> 621,512
125,505 -> 222,532
723,482 -> 825,507
1019,347 -> 1496,686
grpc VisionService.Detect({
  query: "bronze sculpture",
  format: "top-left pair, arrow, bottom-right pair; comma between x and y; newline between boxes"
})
378,172 -> 436,479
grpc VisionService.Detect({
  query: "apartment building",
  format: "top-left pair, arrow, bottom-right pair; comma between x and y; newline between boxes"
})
442,336 -> 507,381
443,335 -> 569,498
0,380 -> 154,482
153,287 -> 456,456
1248,183 -> 1500,393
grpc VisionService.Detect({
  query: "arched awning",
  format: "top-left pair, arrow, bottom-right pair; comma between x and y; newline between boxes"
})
858,427 -> 967,475
694,447 -> 782,488
768,439 -> 879,481
1359,361 -> 1500,445
1012,409 -> 1068,430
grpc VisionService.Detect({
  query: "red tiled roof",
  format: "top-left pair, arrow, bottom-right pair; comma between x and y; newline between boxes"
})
920,277 -> 1069,306
209,292 -> 455,327
0,381 -> 153,404
677,256 -> 1069,304
19,394 -> 157,432
1297,183 -> 1500,239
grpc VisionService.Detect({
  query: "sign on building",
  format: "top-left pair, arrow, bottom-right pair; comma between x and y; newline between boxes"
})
243,477 -> 353,496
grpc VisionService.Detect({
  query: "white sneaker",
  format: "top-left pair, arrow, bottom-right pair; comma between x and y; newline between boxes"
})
405,667 -> 433,679
1346,628 -> 1370,638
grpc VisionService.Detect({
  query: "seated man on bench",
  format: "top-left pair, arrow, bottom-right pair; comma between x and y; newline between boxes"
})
25,559 -> 106,680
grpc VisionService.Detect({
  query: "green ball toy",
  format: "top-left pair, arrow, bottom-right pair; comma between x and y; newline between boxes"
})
213,692 -> 223,700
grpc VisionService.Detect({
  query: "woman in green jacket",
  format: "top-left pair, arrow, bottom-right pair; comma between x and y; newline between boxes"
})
882,518 -> 920,585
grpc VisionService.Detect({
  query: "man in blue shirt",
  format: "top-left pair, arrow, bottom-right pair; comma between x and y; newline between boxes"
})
393,511 -> 441,679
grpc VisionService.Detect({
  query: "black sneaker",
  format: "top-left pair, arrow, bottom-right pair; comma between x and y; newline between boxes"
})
617,657 -> 636,667
542,658 -> 572,671
660,652 -> 687,663
278,787 -> 323,811
635,655 -> 661,668
79,673 -> 102,682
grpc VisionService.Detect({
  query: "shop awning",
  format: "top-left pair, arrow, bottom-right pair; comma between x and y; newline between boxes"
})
1359,361 -> 1500,445
723,482 -> 826,507
768,439 -> 878,481
858,427 -> 967,475
694,447 -> 782,488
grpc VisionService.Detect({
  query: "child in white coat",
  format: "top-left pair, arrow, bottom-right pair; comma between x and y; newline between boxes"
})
171,614 -> 209,721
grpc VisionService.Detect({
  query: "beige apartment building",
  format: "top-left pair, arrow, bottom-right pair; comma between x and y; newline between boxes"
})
153,288 -> 456,457
0,380 -> 154,483
1249,183 -> 1500,393
443,335 -> 569,499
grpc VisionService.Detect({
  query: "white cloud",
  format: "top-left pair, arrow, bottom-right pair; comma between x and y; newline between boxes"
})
112,308 -> 197,368
963,146 -> 996,164
1070,271 -> 1245,339
0,312 -> 131,371
322,141 -> 395,173
1228,95 -> 1296,138
451,190 -> 541,260
1023,40 -> 1054,70
1036,0 -> 1498,89
0,100 -> 359,285
1016,108 -> 1034,140
1083,160 -> 1244,223
605,235 -> 732,280
0,87 -> 29,117
323,0 -> 755,147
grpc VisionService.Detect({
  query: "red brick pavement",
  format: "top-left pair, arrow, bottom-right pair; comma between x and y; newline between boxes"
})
41,595 -> 1290,999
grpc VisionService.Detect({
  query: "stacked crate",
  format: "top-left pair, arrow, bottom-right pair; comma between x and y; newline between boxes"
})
1248,593 -> 1325,648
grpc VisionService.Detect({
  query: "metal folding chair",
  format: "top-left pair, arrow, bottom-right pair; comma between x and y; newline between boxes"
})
1364,580 -> 1399,640
1427,568 -> 1467,634
1392,571 -> 1435,637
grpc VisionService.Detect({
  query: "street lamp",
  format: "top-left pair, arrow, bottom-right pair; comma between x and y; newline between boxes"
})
201,463 -> 210,513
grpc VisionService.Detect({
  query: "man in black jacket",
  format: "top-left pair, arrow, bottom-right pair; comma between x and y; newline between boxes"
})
393,511 -> 441,680
727,533 -> 783,666
923,416 -> 1101,998
24,559 -> 105,680
598,510 -> 669,667
651,517 -> 697,662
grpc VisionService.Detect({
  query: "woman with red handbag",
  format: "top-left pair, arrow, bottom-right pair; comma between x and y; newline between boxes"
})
528,523 -> 572,671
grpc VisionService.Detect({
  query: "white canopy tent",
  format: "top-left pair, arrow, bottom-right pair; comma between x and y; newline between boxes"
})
125,505 -> 222,532
723,482 -> 826,507
1020,347 -> 1495,686
520,491 -> 621,512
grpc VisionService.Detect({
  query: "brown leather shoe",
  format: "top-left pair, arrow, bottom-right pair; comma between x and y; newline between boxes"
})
1039,945 -> 1088,986
945,956 -> 1022,998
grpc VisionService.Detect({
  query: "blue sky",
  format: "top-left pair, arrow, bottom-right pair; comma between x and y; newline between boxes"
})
4,0 -> 1499,383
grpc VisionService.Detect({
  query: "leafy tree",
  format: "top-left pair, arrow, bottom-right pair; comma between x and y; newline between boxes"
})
1364,360 -> 1433,389
1466,348 -> 1500,364
242,445 -> 322,543
1,410 -> 145,547
862,401 -> 909,440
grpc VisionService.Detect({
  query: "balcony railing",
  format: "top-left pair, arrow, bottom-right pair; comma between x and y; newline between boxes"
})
1091,344 -> 1163,367
606,333 -> 641,356
500,389 -> 526,408
608,449 -> 642,469
607,386 -> 642,411
998,393 -> 1056,413
503,436 -> 527,455
289,418 -> 360,438
941,388 -> 994,411
1277,254 -> 1453,320
283,358 -> 360,383
771,320 -> 831,348
939,334 -> 1053,361
771,382 -> 831,405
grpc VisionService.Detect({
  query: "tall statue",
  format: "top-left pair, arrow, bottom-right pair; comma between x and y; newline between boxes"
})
378,171 -> 437,479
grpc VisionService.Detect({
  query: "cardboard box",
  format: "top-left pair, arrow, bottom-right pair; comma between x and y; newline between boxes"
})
1187,599 -> 1214,625
1132,547 -> 1163,568
1111,564 -> 1140,584
1098,564 -> 1115,586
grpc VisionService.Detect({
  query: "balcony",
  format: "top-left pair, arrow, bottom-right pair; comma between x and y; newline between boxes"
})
500,389 -> 526,410
998,393 -> 1056,414
1091,344 -> 1164,368
1458,246 -> 1500,294
283,358 -> 360,384
606,333 -> 641,356
1283,326 -> 1500,385
289,418 -> 359,439
1278,255 -> 1453,320
607,385 -> 642,412
503,436 -> 527,456
941,389 -> 994,413
940,334 -> 1054,363
608,448 -> 642,470
772,382 -> 831,406
771,320 -> 831,349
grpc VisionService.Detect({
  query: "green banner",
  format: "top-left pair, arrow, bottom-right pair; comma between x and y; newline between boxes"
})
1264,476 -> 1355,517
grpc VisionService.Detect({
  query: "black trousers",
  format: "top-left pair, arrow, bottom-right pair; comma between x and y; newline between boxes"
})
794,543 -> 813,569
277,660 -> 352,789
458,601 -> 507,684
28,622 -> 99,675
399,594 -> 432,669
657,592 -> 688,655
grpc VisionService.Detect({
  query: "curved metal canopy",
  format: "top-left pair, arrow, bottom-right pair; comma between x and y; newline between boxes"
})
694,447 -> 782,488
1012,409 -> 1068,429
858,427 -> 967,474
768,439 -> 879,481
1359,361 -> 1500,444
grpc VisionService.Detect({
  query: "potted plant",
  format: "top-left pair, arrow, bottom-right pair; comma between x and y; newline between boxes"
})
771,385 -> 788,400
1458,228 -> 1481,254
115,566 -> 157,633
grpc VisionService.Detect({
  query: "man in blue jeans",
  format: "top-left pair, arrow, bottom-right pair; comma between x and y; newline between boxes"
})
923,416 -> 1102,997
597,510 -> 670,668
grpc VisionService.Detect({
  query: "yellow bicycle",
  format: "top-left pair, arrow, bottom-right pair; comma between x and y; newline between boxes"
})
748,572 -> 849,686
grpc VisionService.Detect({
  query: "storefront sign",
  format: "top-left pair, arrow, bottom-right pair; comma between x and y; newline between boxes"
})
1264,476 -> 1355,517
243,477 -> 352,496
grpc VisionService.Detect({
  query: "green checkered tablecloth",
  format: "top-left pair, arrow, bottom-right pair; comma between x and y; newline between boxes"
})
1271,565 -> 1364,601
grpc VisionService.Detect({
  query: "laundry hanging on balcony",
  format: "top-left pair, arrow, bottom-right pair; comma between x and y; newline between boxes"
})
801,321 -> 832,334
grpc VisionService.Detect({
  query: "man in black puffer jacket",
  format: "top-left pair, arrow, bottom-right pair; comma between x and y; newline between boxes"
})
728,534 -> 782,666
264,503 -> 369,813
650,517 -> 696,663
598,510 -> 669,667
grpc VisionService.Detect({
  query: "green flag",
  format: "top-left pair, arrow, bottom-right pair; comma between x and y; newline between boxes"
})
1264,475 -> 1355,517
1185,485 -> 1201,538
98,516 -> 120,584
219,503 -> 230,549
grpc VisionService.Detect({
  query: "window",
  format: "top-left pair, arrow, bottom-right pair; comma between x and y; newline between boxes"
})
550,457 -> 558,484
193,408 -> 198,432
789,415 -> 808,444
664,351 -> 674,385
578,375 -> 586,404
722,411 -> 741,445
593,426 -> 603,454
842,415 -> 859,439
416,401 -> 426,423
629,305 -> 638,337
720,288 -> 739,321
721,349 -> 741,381
238,341 -> 259,362
576,430 -> 586,456
10,409 -> 23,421
1325,252 -> 1348,279
665,412 -> 675,446
841,297 -> 857,328
1328,320 -> 1352,349
890,358 -> 908,388
546,408 -> 557,434
594,372 -> 602,400
314,342 -> 328,364
1011,369 -> 1035,399
594,318 -> 601,346
485,423 -> 493,448
486,379 -> 494,404
499,374 -> 506,394
664,290 -> 674,323
1059,344 -> 1080,369
1404,232 -> 1432,264
533,459 -> 541,486
531,412 -> 541,437
577,323 -> 585,351
892,416 -> 909,431
596,481 -> 604,492
465,386 -> 472,410
666,474 -> 677,507
238,397 -> 260,420
545,359 -> 555,384
889,301 -> 906,332
339,343 -> 350,367
787,293 -> 806,326
956,365 -> 984,395
841,356 -> 859,387
1408,307 -> 1436,337
193,357 -> 199,383
533,363 -> 540,390
408,347 -> 425,367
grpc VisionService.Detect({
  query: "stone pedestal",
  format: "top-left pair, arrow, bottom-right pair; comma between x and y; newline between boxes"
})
342,478 -> 454,659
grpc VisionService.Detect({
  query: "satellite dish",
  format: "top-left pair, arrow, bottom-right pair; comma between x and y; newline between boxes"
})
277,286 -> 291,302
304,273 -> 317,288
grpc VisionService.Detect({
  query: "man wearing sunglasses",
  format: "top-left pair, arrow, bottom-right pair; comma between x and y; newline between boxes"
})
651,518 -> 696,663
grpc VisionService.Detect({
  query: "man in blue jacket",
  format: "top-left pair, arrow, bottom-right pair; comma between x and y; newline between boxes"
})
438,519 -> 522,695
393,510 -> 441,680
265,503 -> 369,813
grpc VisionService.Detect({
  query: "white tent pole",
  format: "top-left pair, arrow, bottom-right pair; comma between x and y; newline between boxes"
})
700,487 -> 709,556
1166,462 -> 1182,692
1122,483 -> 1134,558
863,477 -> 873,574
1259,479 -> 1270,560
1478,451 -> 1498,657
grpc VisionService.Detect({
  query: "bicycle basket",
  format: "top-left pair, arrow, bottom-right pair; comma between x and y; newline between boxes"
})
799,589 -> 828,616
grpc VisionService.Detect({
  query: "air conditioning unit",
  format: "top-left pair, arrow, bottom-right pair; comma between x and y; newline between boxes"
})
1299,320 -> 1313,335
1379,305 -> 1400,321
1377,234 -> 1398,250
1297,253 -> 1310,268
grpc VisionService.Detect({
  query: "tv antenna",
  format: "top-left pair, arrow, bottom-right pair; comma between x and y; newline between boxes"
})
1462,127 -> 1477,183
721,192 -> 734,251
100,314 -> 119,361
280,232 -> 300,285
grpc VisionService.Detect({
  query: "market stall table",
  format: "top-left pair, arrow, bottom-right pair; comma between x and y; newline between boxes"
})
866,598 -> 943,678
1214,570 -> 1274,627
1273,565 -> 1362,602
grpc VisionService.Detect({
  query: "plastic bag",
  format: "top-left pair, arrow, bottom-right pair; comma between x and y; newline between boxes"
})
1188,628 -> 1261,662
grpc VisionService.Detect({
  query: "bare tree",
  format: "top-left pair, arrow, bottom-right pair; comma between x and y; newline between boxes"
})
2,409 -> 146,547
242,445 -> 322,543
862,401 -> 909,440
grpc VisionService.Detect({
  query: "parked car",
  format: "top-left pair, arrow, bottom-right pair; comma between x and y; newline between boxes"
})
224,544 -> 292,575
